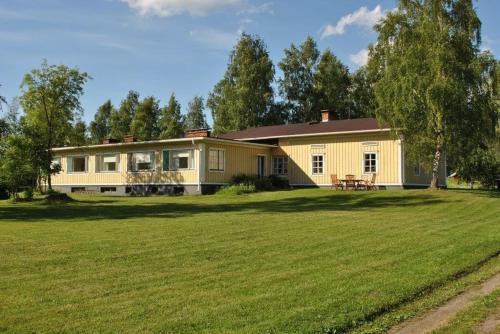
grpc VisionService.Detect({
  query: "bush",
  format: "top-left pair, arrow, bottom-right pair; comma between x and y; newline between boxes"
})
217,183 -> 257,195
222,173 -> 289,194
21,188 -> 34,201
44,191 -> 73,203
268,174 -> 290,189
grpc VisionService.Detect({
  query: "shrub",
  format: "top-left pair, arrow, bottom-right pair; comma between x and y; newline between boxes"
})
44,191 -> 73,203
217,183 -> 257,195
268,174 -> 290,189
21,188 -> 34,201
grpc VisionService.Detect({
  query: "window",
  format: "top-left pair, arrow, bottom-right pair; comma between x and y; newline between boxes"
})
67,156 -> 88,173
96,154 -> 120,172
51,157 -> 61,171
312,154 -> 324,175
209,149 -> 225,171
363,152 -> 378,174
128,152 -> 155,172
100,187 -> 117,193
163,149 -> 194,171
272,156 -> 288,175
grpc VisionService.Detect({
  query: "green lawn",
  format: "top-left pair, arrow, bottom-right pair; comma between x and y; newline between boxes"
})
0,189 -> 499,333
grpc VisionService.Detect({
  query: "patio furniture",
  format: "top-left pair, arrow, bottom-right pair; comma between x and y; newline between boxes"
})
360,174 -> 377,190
330,174 -> 343,190
344,174 -> 357,191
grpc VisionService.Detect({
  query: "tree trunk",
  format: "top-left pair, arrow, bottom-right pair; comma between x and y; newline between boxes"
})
430,142 -> 441,189
47,169 -> 52,191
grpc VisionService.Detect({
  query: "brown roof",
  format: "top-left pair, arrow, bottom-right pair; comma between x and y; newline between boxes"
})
219,118 -> 386,140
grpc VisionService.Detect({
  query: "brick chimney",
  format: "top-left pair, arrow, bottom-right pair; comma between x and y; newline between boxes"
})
185,129 -> 211,138
321,110 -> 337,122
122,135 -> 137,143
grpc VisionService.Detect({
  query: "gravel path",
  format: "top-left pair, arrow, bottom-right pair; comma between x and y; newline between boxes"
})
388,273 -> 500,334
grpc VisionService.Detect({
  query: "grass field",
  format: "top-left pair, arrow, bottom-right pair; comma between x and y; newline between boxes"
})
0,189 -> 499,333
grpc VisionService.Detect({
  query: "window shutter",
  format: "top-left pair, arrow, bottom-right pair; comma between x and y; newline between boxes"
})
116,154 -> 120,171
163,150 -> 169,171
67,157 -> 73,172
85,156 -> 89,172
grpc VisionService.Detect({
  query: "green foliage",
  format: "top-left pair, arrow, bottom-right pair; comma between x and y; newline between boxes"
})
368,0 -> 497,188
216,183 -> 257,195
314,49 -> 351,119
110,90 -> 139,139
68,120 -> 88,146
0,134 -> 37,199
456,147 -> 498,188
130,96 -> 161,141
159,94 -> 184,139
278,36 -> 320,122
208,33 -> 275,135
184,96 -> 208,130
349,67 -> 376,118
90,100 -> 114,144
20,60 -> 89,189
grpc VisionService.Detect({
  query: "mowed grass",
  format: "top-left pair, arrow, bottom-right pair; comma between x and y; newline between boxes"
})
0,189 -> 499,333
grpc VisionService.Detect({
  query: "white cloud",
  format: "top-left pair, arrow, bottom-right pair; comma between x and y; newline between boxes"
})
320,5 -> 386,39
239,2 -> 273,15
190,28 -> 241,49
349,48 -> 369,67
123,0 -> 242,17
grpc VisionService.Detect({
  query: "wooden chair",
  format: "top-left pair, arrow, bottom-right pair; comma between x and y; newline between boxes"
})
345,174 -> 356,191
331,174 -> 343,190
361,174 -> 377,190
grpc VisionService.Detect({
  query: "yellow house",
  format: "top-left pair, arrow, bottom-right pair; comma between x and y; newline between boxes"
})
51,111 -> 446,195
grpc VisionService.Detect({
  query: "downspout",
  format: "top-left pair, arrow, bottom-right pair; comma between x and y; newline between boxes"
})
396,130 -> 405,186
192,138 -> 201,192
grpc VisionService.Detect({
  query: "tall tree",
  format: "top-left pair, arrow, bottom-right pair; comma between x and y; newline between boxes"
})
349,67 -> 376,118
130,96 -> 161,140
278,36 -> 320,122
20,60 -> 89,190
68,120 -> 88,146
159,94 -> 184,139
110,90 -> 139,139
184,96 -> 208,129
208,33 -> 275,135
90,100 -> 114,144
368,0 -> 497,188
313,49 -> 351,119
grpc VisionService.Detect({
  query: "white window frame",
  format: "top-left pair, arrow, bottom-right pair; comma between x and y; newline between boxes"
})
209,148 -> 225,172
272,156 -> 288,176
96,153 -> 120,173
311,154 -> 325,176
362,152 -> 378,174
67,155 -> 88,174
165,149 -> 195,171
127,151 -> 156,173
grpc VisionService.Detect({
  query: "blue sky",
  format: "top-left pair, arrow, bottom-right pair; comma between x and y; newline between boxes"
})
1,0 -> 499,125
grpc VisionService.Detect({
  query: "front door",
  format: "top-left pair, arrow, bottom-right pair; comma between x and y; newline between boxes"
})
257,155 -> 266,179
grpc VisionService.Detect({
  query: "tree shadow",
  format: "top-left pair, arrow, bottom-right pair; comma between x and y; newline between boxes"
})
0,191 -> 452,223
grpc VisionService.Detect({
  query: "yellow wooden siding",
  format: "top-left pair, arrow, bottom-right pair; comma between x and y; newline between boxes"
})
276,132 -> 401,185
52,143 -> 198,185
204,143 -> 272,184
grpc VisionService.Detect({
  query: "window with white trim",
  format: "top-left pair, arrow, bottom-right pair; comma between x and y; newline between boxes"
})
96,154 -> 120,172
67,156 -> 88,173
363,152 -> 378,174
51,157 -> 61,170
128,152 -> 155,172
168,149 -> 194,170
209,149 -> 225,171
272,156 -> 288,175
311,154 -> 324,175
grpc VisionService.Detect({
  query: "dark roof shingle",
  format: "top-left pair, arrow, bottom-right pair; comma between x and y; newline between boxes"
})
219,118 -> 385,140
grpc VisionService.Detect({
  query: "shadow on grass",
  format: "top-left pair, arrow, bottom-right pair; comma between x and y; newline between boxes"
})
0,191 -> 451,223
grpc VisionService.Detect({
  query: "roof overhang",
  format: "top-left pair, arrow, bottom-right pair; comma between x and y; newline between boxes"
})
228,128 -> 393,142
52,136 -> 276,153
